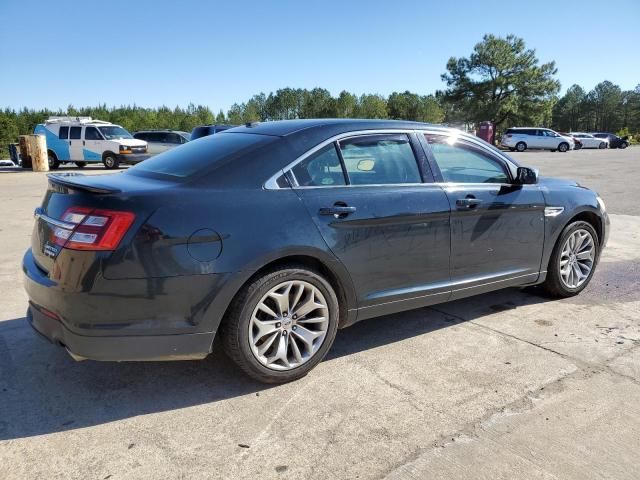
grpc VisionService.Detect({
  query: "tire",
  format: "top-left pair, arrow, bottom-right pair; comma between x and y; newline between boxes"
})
515,142 -> 527,152
75,161 -> 87,168
221,265 -> 340,384
620,142 -> 628,149
102,153 -> 119,169
598,142 -> 606,149
540,220 -> 599,298
558,142 -> 569,153
48,151 -> 60,170
574,143 -> 582,150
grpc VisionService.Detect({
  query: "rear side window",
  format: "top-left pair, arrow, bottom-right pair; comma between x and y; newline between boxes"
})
133,132 -> 147,141
338,134 -> 421,185
291,144 -> 346,187
59,126 -> 69,139
129,132 -> 277,178
166,133 -> 182,144
85,127 -> 102,140
69,126 -> 82,139
425,134 -> 509,184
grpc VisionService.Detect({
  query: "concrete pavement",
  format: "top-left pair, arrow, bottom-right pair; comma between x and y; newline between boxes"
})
1,148 -> 638,479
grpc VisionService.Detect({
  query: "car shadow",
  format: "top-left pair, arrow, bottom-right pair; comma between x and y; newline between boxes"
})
0,286 -> 556,441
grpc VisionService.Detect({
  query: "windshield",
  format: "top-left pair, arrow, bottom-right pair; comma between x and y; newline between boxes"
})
99,126 -> 133,140
179,132 -> 191,141
128,132 -> 277,178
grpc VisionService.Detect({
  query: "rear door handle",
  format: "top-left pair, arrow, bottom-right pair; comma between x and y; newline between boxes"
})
456,197 -> 482,209
319,205 -> 356,217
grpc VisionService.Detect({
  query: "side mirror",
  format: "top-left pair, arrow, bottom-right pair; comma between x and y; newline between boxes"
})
516,166 -> 538,185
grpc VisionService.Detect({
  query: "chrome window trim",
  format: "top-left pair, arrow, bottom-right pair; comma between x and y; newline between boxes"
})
34,207 -> 75,230
263,127 -> 520,190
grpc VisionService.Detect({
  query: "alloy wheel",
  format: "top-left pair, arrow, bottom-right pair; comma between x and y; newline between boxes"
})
559,228 -> 595,289
248,280 -> 329,371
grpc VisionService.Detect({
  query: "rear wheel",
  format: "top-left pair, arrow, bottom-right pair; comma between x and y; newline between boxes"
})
598,142 -> 607,149
75,161 -> 87,168
558,142 -> 569,152
541,221 -> 599,298
619,141 -> 628,149
515,142 -> 527,152
221,266 -> 339,384
102,153 -> 119,169
48,151 -> 60,170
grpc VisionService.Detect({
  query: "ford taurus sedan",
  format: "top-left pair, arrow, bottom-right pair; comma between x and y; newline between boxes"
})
24,119 -> 609,383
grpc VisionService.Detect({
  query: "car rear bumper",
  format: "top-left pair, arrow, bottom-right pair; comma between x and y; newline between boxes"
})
22,247 -> 227,361
27,304 -> 213,361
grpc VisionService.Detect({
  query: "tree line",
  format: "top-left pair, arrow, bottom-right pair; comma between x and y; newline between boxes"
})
1,34 -> 638,157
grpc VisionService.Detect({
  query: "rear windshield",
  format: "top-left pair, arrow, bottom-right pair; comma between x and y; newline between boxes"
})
127,132 -> 276,178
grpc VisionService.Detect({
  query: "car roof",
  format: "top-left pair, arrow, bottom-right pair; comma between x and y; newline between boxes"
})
222,119 -> 446,137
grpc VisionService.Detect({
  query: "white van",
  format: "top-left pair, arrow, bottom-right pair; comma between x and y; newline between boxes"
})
500,127 -> 575,152
34,117 -> 149,169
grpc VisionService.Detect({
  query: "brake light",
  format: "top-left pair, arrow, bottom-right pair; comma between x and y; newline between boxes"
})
52,207 -> 135,251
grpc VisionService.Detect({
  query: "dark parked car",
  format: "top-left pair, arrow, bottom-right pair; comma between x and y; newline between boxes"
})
190,124 -> 236,140
592,133 -> 630,149
24,119 -> 609,383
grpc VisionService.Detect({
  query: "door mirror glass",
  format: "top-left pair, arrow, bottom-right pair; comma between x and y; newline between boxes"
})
516,166 -> 538,185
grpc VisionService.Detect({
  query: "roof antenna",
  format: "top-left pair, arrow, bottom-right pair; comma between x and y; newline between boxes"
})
245,121 -> 260,128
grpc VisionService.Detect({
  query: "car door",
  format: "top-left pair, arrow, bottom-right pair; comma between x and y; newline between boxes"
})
68,126 -> 84,160
423,133 -> 545,299
524,129 -> 540,149
290,132 -> 452,318
83,126 -> 104,161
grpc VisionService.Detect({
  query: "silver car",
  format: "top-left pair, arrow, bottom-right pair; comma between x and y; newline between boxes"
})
133,130 -> 190,155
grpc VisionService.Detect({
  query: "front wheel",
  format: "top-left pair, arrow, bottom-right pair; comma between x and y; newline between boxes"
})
515,142 -> 527,152
221,266 -> 339,384
102,153 -> 120,169
619,142 -> 628,149
541,221 -> 599,298
598,142 -> 607,149
558,142 -> 569,152
48,152 -> 60,170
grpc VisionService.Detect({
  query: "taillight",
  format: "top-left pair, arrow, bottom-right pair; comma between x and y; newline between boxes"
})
51,207 -> 136,251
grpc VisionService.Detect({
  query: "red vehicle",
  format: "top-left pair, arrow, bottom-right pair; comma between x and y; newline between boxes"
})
559,132 -> 583,150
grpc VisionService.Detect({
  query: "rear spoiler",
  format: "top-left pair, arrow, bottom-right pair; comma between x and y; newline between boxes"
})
47,173 -> 121,194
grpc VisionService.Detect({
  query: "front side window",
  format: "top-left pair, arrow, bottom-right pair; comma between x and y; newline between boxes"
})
58,126 -> 69,139
99,126 -> 133,140
338,134 -> 421,185
84,127 -> 102,140
291,144 -> 346,187
69,126 -> 82,140
425,134 -> 510,184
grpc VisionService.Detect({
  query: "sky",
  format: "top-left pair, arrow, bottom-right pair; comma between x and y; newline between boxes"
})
0,0 -> 638,112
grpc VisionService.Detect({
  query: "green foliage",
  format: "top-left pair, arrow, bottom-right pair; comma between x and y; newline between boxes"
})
440,34 -> 560,127
551,82 -> 640,134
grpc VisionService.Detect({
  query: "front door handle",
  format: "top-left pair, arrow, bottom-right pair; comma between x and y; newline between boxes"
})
319,205 -> 356,217
456,197 -> 482,209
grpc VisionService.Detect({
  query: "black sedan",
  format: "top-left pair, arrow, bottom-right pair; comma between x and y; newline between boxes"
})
23,120 -> 609,383
592,132 -> 630,149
